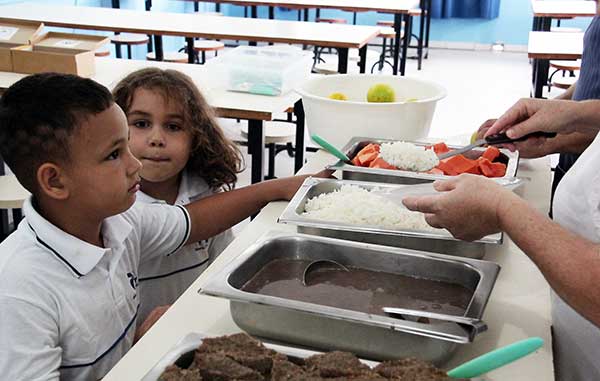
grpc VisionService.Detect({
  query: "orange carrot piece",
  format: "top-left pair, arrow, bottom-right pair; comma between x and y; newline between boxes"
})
369,157 -> 397,170
481,146 -> 500,162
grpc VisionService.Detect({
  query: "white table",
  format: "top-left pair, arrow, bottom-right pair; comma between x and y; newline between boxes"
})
103,150 -> 555,380
0,2 -> 380,75
531,0 -> 597,31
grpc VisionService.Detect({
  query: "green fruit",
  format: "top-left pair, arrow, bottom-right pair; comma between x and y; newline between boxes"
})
328,92 -> 348,101
470,131 -> 479,144
367,83 -> 396,103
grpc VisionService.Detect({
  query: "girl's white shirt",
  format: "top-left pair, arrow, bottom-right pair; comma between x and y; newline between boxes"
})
552,131 -> 600,381
135,170 -> 234,323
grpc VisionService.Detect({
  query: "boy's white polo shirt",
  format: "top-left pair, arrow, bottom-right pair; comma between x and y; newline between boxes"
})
136,171 -> 233,323
0,197 -> 191,381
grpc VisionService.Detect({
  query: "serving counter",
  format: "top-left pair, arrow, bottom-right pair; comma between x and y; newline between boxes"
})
103,150 -> 555,380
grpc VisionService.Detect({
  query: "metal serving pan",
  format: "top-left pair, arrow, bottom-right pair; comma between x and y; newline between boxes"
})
328,136 -> 520,185
199,231 -> 500,365
278,177 -> 508,259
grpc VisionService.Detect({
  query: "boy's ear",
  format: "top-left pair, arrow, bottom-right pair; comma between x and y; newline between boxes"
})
36,163 -> 70,200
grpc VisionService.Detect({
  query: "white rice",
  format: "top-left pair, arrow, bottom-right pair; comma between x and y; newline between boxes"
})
379,142 -> 439,172
303,185 -> 439,232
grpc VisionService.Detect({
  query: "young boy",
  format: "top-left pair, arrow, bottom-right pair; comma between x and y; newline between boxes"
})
0,73 -> 312,380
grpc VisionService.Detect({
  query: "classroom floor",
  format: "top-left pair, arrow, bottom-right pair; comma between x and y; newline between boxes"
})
219,46 -> 564,233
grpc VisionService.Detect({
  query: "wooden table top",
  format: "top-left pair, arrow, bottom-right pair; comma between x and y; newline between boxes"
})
531,0 -> 597,18
0,58 -> 303,121
0,2 -> 380,48
178,0 -> 420,14
528,31 -> 584,60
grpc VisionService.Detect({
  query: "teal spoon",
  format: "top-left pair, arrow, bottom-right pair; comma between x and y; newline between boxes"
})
311,134 -> 350,162
447,337 -> 544,378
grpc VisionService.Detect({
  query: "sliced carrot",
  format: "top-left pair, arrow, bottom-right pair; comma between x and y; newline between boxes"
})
356,150 -> 379,167
351,156 -> 362,166
369,157 -> 397,170
432,142 -> 450,155
436,160 -> 459,176
441,155 -> 479,175
481,146 -> 500,162
477,157 -> 506,177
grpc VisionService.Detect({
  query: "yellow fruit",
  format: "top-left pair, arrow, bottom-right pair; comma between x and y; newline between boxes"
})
328,92 -> 348,101
367,83 -> 396,103
470,131 -> 479,144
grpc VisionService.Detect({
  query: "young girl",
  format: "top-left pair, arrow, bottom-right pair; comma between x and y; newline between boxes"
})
113,68 -> 304,324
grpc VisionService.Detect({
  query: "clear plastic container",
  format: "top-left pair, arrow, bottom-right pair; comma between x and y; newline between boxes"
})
209,46 -> 313,96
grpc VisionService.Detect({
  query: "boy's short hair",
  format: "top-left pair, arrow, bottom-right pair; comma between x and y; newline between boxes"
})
0,73 -> 113,193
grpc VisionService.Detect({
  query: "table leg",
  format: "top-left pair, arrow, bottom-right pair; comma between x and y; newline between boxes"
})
532,59 -> 550,98
186,37 -> 195,63
153,35 -> 164,61
392,13 -> 402,75
216,3 -> 221,12
111,0 -> 120,8
358,45 -> 367,73
146,0 -> 153,52
303,8 -> 309,21
269,6 -> 274,19
417,2 -> 425,70
353,12 -> 357,25
425,0 -> 431,58
542,17 -> 552,32
194,1 -> 199,12
337,47 -> 349,74
532,16 -> 540,31
247,119 -> 265,184
251,5 -> 258,18
400,14 -> 411,76
294,100 -> 306,173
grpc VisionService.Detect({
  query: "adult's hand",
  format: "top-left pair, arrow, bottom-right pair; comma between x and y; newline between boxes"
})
402,174 -> 517,241
485,98 -> 583,139
476,118 -> 555,158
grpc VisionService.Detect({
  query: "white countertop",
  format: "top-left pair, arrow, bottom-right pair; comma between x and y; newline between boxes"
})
104,150 -> 554,380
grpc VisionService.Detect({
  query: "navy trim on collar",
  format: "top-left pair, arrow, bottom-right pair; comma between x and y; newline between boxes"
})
28,223 -> 83,278
59,304 -> 140,369
139,256 -> 210,282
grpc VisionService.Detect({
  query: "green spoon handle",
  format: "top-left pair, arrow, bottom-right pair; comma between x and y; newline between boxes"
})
447,337 -> 544,378
311,134 -> 350,162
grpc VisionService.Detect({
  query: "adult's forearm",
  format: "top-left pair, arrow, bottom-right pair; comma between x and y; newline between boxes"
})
554,83 -> 576,100
497,195 -> 600,326
548,130 -> 596,155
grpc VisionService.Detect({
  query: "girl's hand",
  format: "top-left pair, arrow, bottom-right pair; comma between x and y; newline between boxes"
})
278,169 -> 335,201
402,174 -> 515,241
134,305 -> 170,343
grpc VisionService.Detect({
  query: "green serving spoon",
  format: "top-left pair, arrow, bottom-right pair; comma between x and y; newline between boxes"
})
447,337 -> 544,378
311,134 -> 350,162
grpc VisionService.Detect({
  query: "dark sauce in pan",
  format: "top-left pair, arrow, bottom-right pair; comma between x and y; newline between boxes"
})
241,259 -> 472,317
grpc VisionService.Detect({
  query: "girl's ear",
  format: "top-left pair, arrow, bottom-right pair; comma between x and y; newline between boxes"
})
36,163 -> 70,200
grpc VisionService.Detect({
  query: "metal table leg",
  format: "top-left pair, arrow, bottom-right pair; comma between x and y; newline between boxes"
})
251,5 -> 258,18
247,119 -> 265,184
146,0 -> 153,52
358,45 -> 367,73
269,6 -> 274,19
400,14 -> 412,76
294,100 -> 306,173
417,2 -> 425,70
425,0 -> 431,58
532,59 -> 550,98
186,37 -> 195,63
337,47 -> 349,74
392,13 -> 402,75
153,35 -> 164,61
111,0 -> 120,8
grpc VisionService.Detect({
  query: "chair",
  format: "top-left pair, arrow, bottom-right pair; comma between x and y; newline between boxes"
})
551,75 -> 578,90
146,52 -> 189,63
94,47 -> 111,57
110,33 -> 149,59
0,174 -> 30,241
547,60 -> 580,91
371,27 -> 404,73
193,40 -> 225,64
239,121 -> 296,179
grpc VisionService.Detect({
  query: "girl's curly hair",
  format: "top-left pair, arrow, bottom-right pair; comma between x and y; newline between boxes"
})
113,68 -> 243,191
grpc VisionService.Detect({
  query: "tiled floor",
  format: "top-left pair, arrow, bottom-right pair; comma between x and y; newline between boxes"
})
218,46 -> 563,232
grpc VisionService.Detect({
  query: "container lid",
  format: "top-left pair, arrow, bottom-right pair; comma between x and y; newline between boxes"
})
33,32 -> 109,52
0,19 -> 44,46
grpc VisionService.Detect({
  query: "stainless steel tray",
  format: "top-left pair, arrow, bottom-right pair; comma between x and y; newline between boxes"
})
279,177 -> 506,259
199,231 -> 500,365
141,332 -> 379,381
328,136 -> 520,185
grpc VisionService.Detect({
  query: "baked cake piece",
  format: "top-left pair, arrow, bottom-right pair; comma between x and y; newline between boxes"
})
374,358 -> 457,381
194,352 -> 264,381
304,351 -> 371,378
160,364 -> 202,381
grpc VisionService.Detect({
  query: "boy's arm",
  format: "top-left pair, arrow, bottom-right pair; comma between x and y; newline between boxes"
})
0,296 -> 61,380
183,175 -> 308,244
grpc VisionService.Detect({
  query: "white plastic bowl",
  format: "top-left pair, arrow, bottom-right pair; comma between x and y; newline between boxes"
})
296,74 -> 446,147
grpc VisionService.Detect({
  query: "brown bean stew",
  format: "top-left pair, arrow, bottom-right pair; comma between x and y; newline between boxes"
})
240,259 -> 472,317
